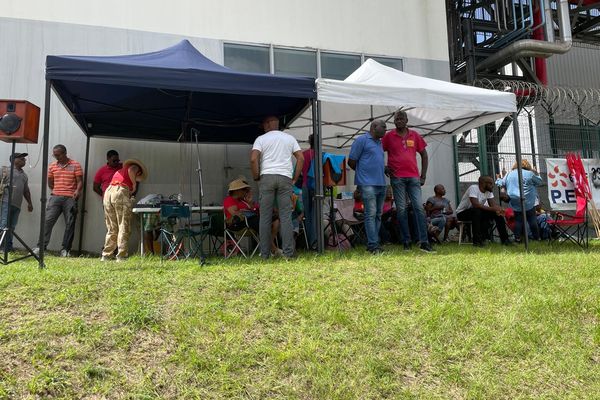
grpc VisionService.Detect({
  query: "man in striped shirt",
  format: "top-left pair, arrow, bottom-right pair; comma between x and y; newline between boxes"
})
34,144 -> 83,257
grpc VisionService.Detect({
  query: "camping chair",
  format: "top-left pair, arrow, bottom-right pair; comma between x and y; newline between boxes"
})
158,204 -> 207,261
547,153 -> 590,250
207,211 -> 225,256
333,199 -> 366,246
547,196 -> 588,249
223,213 -> 259,258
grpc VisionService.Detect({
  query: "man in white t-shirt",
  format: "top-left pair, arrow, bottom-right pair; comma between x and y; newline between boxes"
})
456,176 -> 510,247
250,116 -> 304,259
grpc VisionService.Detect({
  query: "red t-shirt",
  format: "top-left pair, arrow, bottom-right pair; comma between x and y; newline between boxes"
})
110,165 -> 135,191
93,163 -> 122,194
382,129 -> 427,178
223,196 -> 256,219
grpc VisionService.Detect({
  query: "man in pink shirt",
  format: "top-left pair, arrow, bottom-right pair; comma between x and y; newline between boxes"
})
93,150 -> 122,197
382,110 -> 434,253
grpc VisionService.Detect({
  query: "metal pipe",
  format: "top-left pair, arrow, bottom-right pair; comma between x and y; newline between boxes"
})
38,80 -> 52,269
312,99 -> 325,253
544,0 -> 556,42
512,112 -> 529,251
77,134 -> 91,255
475,0 -> 571,74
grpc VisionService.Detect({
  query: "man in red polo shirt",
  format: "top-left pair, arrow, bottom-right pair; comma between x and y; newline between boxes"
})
382,110 -> 434,253
34,144 -> 83,257
93,150 -> 122,197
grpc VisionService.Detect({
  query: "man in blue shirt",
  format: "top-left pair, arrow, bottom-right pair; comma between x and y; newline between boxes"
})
348,120 -> 387,254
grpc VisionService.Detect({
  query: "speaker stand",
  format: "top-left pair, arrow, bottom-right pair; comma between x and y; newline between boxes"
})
0,141 -> 42,266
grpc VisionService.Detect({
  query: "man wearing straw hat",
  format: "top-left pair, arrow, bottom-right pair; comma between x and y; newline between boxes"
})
101,158 -> 148,261
251,116 -> 303,259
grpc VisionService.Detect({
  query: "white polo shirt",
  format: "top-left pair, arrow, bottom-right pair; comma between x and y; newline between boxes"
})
252,130 -> 301,179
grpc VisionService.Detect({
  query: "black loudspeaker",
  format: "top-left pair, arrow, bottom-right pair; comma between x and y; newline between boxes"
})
0,100 -> 40,144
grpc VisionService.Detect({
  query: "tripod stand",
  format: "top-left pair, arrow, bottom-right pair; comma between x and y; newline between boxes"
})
192,128 -> 208,266
0,141 -> 41,265
322,186 -> 352,250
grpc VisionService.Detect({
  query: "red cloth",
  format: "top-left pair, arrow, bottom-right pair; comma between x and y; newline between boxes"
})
382,129 -> 427,178
383,200 -> 394,214
353,199 -> 364,213
223,196 -> 256,219
110,165 -> 135,191
301,148 -> 314,188
93,163 -> 122,195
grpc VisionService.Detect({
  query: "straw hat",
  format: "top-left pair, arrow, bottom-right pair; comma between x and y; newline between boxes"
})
228,177 -> 250,192
123,158 -> 148,181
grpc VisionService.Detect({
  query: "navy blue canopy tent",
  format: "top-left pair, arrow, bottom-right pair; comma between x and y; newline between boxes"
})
45,40 -> 316,142
36,40 -> 318,267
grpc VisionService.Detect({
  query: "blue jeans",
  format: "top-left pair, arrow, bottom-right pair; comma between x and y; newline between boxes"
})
391,177 -> 429,245
514,208 -> 540,240
1,200 -> 21,251
359,185 -> 386,251
302,187 -> 316,248
430,215 -> 446,233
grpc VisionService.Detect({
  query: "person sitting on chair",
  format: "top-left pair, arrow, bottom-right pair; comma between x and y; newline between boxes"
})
456,176 -> 511,247
425,184 -> 457,242
223,177 -> 280,256
496,159 -> 542,242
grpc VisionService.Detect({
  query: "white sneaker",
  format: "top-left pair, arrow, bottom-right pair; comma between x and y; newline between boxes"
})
100,255 -> 110,262
116,256 -> 127,262
60,249 -> 70,257
32,247 -> 40,256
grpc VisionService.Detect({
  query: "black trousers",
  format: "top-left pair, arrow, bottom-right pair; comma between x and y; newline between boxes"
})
457,207 -> 509,244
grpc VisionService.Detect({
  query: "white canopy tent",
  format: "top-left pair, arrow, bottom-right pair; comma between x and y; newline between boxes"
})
289,60 -> 524,252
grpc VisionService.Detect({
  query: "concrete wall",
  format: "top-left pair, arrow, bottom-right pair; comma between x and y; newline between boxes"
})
0,11 -> 454,253
3,0 -> 449,62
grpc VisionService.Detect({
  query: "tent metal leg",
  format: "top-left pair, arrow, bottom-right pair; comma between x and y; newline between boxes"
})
313,99 -> 325,253
77,135 -> 91,255
512,111 -> 528,251
38,80 -> 52,269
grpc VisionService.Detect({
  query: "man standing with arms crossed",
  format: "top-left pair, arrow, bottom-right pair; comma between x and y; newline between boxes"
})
382,110 -> 435,253
348,120 -> 387,255
251,116 -> 304,259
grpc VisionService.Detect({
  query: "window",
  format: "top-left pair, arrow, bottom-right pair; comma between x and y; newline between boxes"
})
366,56 -> 403,71
273,48 -> 317,78
320,52 -> 361,80
224,43 -> 270,74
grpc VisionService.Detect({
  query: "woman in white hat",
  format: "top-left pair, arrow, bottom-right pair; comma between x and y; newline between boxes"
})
101,158 -> 148,261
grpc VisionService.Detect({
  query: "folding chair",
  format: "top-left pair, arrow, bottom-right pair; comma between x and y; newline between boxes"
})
333,199 -> 366,246
547,196 -> 588,249
207,212 -> 225,256
158,204 -> 206,261
223,213 -> 259,258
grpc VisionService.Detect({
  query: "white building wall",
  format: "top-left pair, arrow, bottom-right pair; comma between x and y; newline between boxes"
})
0,2 -> 455,254
3,0 -> 449,62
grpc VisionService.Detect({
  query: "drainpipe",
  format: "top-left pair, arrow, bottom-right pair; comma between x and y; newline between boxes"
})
458,0 -> 572,80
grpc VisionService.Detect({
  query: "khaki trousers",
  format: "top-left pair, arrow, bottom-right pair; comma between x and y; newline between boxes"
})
102,185 -> 133,258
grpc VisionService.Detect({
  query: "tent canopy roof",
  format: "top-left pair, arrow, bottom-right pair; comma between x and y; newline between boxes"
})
313,59 -> 516,137
46,40 -> 316,142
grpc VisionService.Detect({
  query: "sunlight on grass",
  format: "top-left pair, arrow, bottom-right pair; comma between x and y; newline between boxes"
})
0,242 -> 599,398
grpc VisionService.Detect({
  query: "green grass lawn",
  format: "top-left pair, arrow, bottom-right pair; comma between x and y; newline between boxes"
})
1,242 -> 599,399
